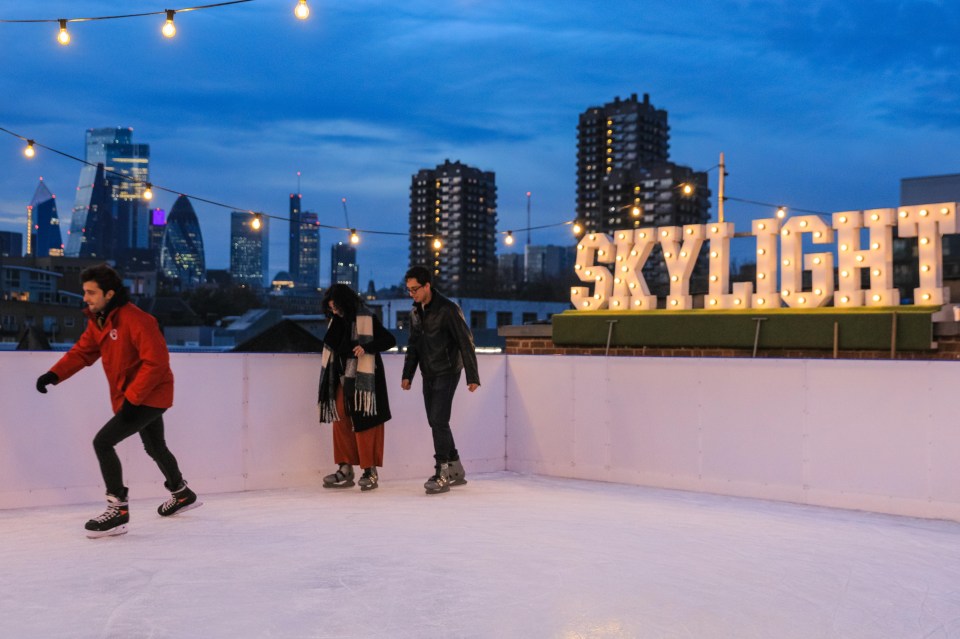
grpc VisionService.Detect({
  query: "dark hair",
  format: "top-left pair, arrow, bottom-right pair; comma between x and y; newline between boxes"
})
321,284 -> 361,319
80,263 -> 130,305
404,266 -> 432,286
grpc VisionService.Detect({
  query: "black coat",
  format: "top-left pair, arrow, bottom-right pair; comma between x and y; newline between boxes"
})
322,314 -> 396,432
402,292 -> 480,385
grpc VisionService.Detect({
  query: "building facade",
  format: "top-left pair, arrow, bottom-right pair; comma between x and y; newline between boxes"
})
67,127 -> 150,260
330,241 -> 359,291
896,173 -> 960,301
410,159 -> 498,297
576,94 -> 712,295
27,178 -> 63,257
0,232 -> 22,257
160,195 -> 206,289
524,244 -> 576,283
230,211 -> 270,288
577,93 -> 670,233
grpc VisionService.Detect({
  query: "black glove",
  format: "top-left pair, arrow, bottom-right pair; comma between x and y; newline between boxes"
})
36,372 -> 59,394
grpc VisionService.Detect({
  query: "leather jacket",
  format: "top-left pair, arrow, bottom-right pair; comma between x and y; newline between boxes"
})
402,292 -> 480,385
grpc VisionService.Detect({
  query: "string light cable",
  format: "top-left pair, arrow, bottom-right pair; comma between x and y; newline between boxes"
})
0,1 -> 311,42
2,127 -> 824,245
0,125 -> 441,242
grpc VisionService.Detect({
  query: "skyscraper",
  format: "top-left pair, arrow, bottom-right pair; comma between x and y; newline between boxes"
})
288,192 -> 302,280
67,127 -> 149,258
287,193 -> 320,289
27,178 -> 63,257
75,164 -> 115,260
410,159 -> 497,297
331,241 -> 359,291
160,195 -> 206,288
230,211 -> 269,288
576,94 -> 712,294
576,93 -> 669,233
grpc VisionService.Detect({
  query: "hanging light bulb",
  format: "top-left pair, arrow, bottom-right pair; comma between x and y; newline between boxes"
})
252,213 -> 262,230
776,206 -> 787,219
24,140 -> 36,158
505,231 -> 514,245
294,0 -> 310,19
142,183 -> 154,200
162,10 -> 177,38
350,229 -> 360,244
681,183 -> 694,196
57,19 -> 70,46
432,237 -> 442,250
572,220 -> 583,235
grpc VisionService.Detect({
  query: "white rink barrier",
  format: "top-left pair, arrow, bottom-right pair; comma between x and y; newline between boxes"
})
3,351 -> 959,522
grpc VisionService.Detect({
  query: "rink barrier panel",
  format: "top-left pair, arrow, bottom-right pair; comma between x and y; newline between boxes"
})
2,351 -> 958,522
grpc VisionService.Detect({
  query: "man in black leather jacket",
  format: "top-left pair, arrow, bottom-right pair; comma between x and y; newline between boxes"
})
401,266 -> 480,494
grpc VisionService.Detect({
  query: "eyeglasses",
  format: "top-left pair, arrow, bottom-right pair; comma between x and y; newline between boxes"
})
406,285 -> 422,295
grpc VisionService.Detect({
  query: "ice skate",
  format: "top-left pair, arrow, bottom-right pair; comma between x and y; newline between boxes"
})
447,459 -> 467,487
323,463 -> 355,488
424,463 -> 451,494
85,492 -> 129,538
158,481 -> 202,517
358,467 -> 379,492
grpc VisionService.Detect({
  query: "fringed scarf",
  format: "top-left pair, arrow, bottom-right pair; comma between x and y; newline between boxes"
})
318,310 -> 377,424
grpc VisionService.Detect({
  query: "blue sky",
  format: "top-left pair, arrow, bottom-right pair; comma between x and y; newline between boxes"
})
2,0 -> 959,288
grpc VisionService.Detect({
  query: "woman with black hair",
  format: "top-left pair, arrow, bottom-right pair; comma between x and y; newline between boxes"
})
318,284 -> 396,491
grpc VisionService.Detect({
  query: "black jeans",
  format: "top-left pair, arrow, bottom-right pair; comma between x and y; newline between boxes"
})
92,403 -> 184,497
422,372 -> 461,464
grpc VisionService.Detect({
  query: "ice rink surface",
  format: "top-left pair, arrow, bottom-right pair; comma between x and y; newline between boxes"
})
2,472 -> 959,639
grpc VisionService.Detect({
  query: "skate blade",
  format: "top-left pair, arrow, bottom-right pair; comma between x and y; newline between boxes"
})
170,501 -> 203,516
322,482 -> 355,489
86,524 -> 128,539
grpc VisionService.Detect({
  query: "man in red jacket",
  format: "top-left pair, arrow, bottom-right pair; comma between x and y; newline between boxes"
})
36,264 -> 201,538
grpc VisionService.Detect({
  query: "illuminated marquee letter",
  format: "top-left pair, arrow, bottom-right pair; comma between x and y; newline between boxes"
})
897,203 -> 958,305
780,215 -> 834,308
833,209 -> 899,307
751,218 -> 781,308
609,229 -> 657,310
704,222 -> 752,309
660,225 -> 704,310
571,232 -> 615,309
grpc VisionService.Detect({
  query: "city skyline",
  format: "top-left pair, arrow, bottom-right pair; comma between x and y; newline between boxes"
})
2,1 -> 960,289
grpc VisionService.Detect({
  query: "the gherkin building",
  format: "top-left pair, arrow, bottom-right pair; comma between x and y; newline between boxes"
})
160,194 -> 205,288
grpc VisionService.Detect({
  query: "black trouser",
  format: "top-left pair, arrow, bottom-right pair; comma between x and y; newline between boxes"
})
422,372 -> 461,464
92,404 -> 184,498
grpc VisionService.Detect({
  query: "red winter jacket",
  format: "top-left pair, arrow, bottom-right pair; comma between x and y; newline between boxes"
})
50,302 -> 174,413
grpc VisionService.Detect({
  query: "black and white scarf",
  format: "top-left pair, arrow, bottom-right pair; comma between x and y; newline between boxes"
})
318,310 -> 376,423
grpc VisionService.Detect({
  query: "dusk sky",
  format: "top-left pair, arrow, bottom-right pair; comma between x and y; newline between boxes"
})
2,0 -> 959,288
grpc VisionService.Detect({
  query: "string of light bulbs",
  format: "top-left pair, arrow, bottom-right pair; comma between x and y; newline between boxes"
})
4,125 -> 825,248
0,0 -> 311,44
4,125 -> 560,248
